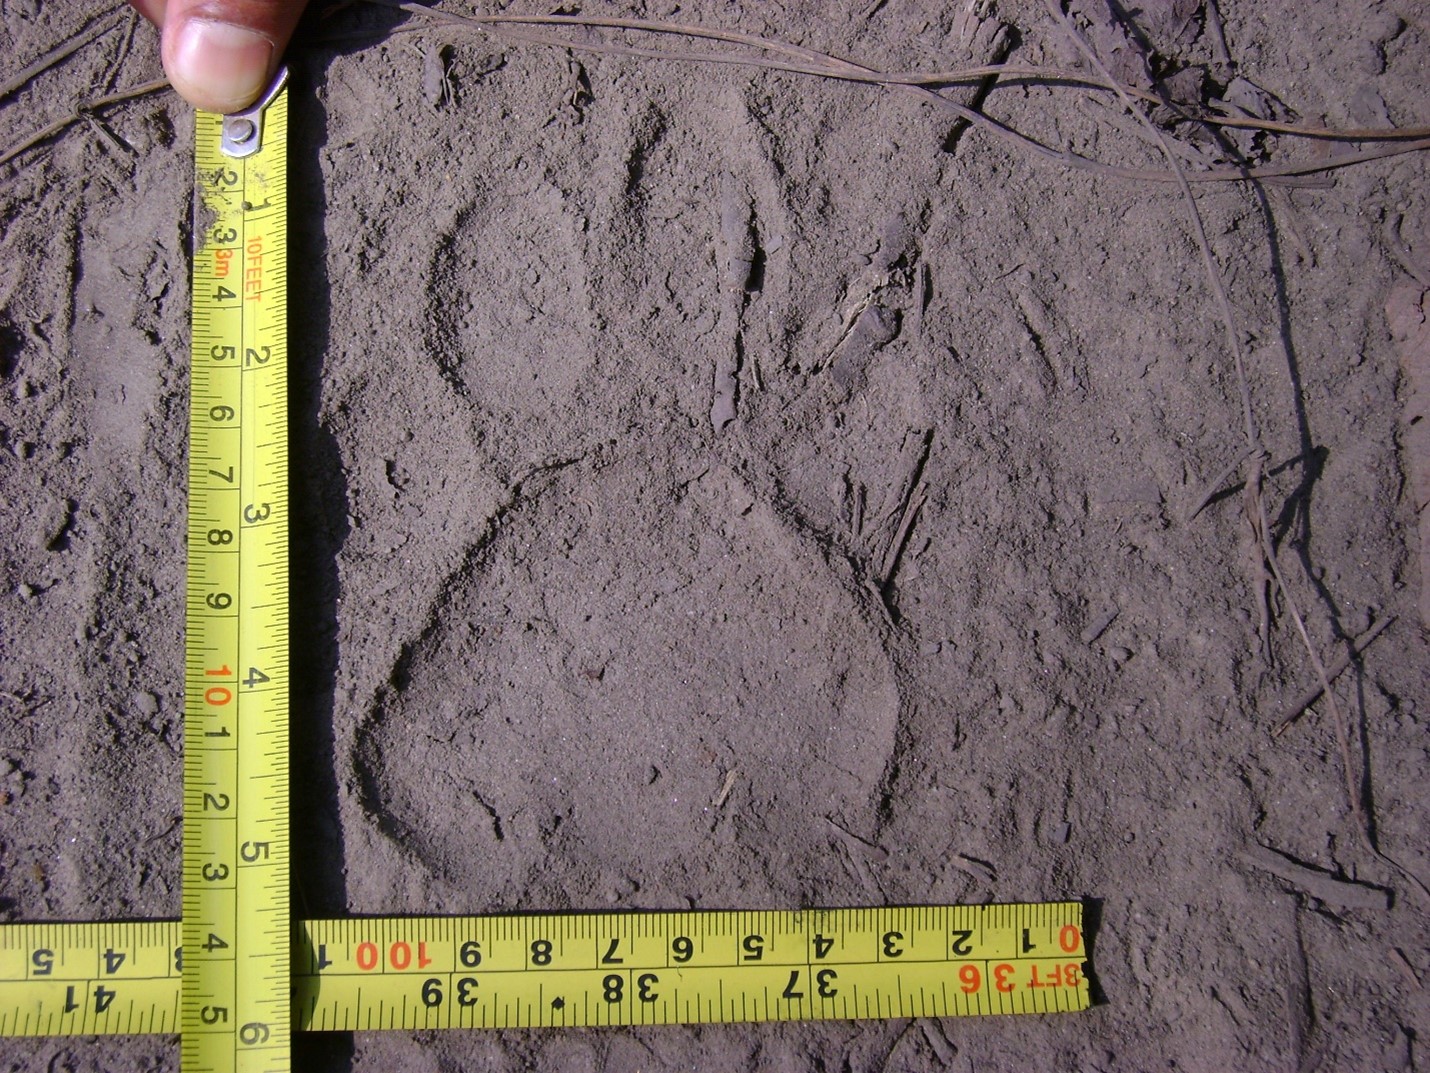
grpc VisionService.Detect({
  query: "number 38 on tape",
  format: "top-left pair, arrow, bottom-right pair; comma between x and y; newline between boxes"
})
298,903 -> 1091,1030
0,903 -> 1090,1036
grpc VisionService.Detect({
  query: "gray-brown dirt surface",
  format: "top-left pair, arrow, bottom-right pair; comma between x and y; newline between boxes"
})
3,0 -> 1430,1070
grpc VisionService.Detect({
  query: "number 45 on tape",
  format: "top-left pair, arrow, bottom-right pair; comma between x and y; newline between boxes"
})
0,905 -> 1091,1036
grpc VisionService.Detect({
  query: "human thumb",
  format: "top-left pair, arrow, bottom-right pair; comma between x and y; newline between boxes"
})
159,0 -> 307,113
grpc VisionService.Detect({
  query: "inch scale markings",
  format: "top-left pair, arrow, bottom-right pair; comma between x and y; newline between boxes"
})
183,72 -> 291,1073
0,905 -> 1089,1035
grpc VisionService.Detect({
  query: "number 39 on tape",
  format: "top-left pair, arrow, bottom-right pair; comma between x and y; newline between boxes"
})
297,905 -> 1089,1029
0,903 -> 1091,1036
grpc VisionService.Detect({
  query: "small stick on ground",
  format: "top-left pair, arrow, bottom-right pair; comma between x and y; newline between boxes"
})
951,853 -> 996,885
711,768 -> 737,810
919,1019 -> 957,1065
0,78 -> 169,169
852,429 -> 932,621
1239,843 -> 1391,910
1184,446 -> 1258,522
825,815 -> 889,862
1272,616 -> 1396,736
1390,948 -> 1422,991
1244,459 -> 1274,664
868,429 -> 931,575
0,688 -> 51,713
1042,3 -> 1421,901
96,8 -> 142,97
0,9 -> 125,102
879,482 -> 927,588
1203,0 -> 1235,72
1079,605 -> 1119,646
1243,459 -> 1374,845
82,112 -> 134,163
366,0 -> 1430,187
1284,915 -> 1319,1071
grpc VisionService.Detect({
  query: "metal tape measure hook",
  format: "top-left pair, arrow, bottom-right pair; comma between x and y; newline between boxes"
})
220,66 -> 289,158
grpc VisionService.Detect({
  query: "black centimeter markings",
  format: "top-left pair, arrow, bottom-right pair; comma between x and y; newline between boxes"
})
288,905 -> 1089,1030
50,905 -> 1080,1037
182,94 -> 293,1073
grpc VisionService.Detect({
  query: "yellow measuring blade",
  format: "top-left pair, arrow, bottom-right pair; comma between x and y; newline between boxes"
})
0,922 -> 180,1037
0,904 -> 1090,1035
184,74 -> 291,1072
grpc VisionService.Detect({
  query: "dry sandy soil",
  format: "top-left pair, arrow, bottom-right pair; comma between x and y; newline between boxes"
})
3,0 -> 1429,1070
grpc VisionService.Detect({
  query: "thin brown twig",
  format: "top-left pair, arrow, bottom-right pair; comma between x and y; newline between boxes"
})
1096,139 -> 1430,184
11,2 -> 1421,182
1238,843 -> 1390,910
0,78 -> 169,169
97,7 -> 142,97
1185,447 -> 1259,522
1244,461 -> 1273,663
1173,112 -> 1430,143
1390,948 -> 1423,990
1042,0 -> 1259,450
1272,616 -> 1395,736
1252,465 -> 1426,908
0,9 -> 126,101
1041,1 -> 1417,896
1251,403 -> 1429,905
350,10 -> 1430,142
1203,0 -> 1235,72
1249,460 -> 1363,834
366,0 -> 1430,187
82,111 -> 134,162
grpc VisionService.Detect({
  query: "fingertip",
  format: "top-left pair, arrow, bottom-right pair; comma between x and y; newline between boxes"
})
166,17 -> 275,112
130,0 -> 169,27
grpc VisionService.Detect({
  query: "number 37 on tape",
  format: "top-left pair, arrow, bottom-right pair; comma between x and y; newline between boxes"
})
293,906 -> 1092,1030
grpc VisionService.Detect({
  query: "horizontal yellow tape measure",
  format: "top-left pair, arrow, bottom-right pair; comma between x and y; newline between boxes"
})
0,904 -> 1089,1035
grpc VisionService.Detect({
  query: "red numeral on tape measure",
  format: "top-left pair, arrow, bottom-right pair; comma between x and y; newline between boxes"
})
354,941 -> 433,972
958,965 -> 980,994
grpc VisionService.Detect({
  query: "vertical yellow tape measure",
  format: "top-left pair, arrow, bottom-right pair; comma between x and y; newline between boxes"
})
184,72 -> 290,1073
